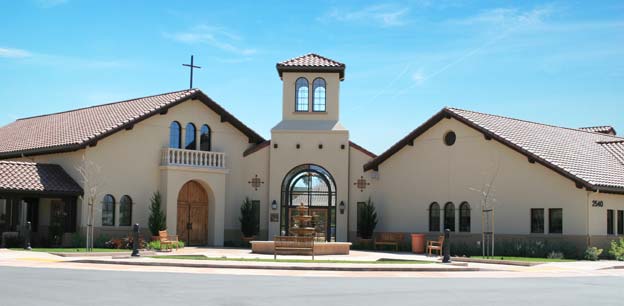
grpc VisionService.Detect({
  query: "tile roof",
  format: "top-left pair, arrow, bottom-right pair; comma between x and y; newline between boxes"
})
0,89 -> 265,159
364,107 -> 624,193
276,53 -> 346,80
0,161 -> 82,195
600,141 -> 624,165
578,126 -> 617,135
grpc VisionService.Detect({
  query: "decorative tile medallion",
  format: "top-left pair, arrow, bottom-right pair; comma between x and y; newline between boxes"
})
248,174 -> 264,191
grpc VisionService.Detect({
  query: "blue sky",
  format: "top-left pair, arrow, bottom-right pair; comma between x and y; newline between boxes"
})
1,0 -> 622,154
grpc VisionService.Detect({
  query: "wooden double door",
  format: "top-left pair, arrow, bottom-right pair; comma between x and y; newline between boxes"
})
176,181 -> 209,246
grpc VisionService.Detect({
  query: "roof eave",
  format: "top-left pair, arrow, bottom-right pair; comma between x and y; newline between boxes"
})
276,65 -> 345,80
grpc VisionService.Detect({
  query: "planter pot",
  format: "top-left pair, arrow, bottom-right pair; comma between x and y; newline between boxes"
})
411,233 -> 425,254
241,236 -> 256,246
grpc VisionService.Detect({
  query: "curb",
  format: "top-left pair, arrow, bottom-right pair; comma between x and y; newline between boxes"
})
50,251 -> 157,257
71,259 -> 483,272
451,257 -> 538,267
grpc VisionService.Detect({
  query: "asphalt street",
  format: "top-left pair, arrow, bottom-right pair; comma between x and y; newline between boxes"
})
1,266 -> 623,306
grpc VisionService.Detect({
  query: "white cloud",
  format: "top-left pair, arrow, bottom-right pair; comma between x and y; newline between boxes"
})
322,4 -> 410,27
451,6 -> 554,28
411,70 -> 425,85
0,47 -> 32,58
164,25 -> 256,56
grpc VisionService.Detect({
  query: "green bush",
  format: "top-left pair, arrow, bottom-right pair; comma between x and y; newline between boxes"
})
148,191 -> 167,236
94,234 -> 110,248
148,240 -> 185,250
608,238 -> 624,261
357,198 -> 378,239
547,251 -> 564,259
492,239 -> 577,259
583,246 -> 603,261
239,198 -> 259,238
69,233 -> 85,248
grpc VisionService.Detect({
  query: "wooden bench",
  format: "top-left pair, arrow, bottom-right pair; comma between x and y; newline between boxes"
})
374,232 -> 405,251
274,236 -> 314,260
426,235 -> 445,257
158,230 -> 179,251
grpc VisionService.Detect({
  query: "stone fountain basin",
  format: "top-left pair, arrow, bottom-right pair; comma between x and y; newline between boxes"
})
251,241 -> 352,255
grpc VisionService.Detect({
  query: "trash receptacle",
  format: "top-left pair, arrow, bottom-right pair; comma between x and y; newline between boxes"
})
411,233 -> 425,254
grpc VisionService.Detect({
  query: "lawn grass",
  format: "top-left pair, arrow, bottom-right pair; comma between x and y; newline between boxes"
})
469,256 -> 575,262
11,248 -> 127,253
149,255 -> 434,264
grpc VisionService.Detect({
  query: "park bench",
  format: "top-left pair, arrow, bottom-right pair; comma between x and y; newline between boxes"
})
374,232 -> 405,251
274,236 -> 314,260
426,235 -> 445,256
158,230 -> 179,251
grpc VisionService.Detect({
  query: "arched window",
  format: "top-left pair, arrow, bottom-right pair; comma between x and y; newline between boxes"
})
169,121 -> 181,149
185,123 -> 196,150
459,202 -> 470,232
444,202 -> 455,232
119,195 -> 132,226
312,78 -> 326,112
200,124 -> 211,151
295,77 -> 309,112
429,202 -> 440,232
102,194 -> 115,226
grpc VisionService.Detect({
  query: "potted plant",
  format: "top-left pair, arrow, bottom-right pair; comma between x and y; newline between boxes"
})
239,198 -> 259,245
357,198 -> 378,245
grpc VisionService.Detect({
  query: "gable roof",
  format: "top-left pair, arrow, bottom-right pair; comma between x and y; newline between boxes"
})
0,161 -> 82,196
0,89 -> 265,159
364,107 -> 624,194
578,126 -> 617,135
276,53 -> 346,80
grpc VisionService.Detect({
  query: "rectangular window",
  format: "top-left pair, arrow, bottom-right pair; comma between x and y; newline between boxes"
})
252,200 -> 260,234
549,208 -> 563,234
607,210 -> 614,235
618,211 -> 624,235
356,202 -> 366,237
531,209 -> 544,233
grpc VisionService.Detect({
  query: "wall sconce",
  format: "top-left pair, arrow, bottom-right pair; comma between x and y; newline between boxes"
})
339,201 -> 345,214
271,200 -> 278,210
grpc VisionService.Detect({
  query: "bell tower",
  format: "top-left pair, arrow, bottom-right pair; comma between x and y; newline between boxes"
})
275,53 -> 345,124
268,53 -> 350,242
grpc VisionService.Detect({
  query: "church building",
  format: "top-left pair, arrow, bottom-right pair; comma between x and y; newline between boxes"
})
0,53 -> 622,252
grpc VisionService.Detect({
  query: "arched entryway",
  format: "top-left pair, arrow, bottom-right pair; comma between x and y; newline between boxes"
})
280,164 -> 337,242
176,181 -> 208,245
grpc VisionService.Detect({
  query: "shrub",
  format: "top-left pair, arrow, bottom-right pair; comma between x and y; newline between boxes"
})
148,191 -> 167,236
608,238 -> 624,261
583,246 -> 603,261
357,198 -> 378,239
148,240 -> 185,250
239,198 -> 259,238
94,234 -> 110,248
547,251 -> 564,259
490,239 -> 577,259
69,233 -> 85,248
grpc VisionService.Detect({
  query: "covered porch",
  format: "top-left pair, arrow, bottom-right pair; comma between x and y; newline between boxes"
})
0,161 -> 83,247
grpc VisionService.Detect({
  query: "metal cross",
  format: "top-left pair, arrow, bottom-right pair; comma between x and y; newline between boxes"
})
182,55 -> 201,89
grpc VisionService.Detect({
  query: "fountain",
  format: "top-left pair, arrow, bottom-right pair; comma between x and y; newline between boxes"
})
289,203 -> 316,237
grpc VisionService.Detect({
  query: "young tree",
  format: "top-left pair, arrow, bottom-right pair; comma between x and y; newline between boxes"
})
239,198 -> 259,238
470,160 -> 501,258
148,192 -> 167,236
76,155 -> 102,252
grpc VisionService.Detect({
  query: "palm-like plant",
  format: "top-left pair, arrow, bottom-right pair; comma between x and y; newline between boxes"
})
239,198 -> 259,238
358,198 -> 378,239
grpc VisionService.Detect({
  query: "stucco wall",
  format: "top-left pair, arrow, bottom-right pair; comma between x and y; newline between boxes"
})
12,99 -> 257,245
268,130 -> 350,241
372,117 -> 591,236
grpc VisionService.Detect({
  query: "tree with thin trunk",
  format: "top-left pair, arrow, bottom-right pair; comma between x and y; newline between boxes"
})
76,155 -> 102,252
470,159 -> 501,258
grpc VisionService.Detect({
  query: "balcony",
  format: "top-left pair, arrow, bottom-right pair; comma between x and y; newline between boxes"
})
161,148 -> 226,169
